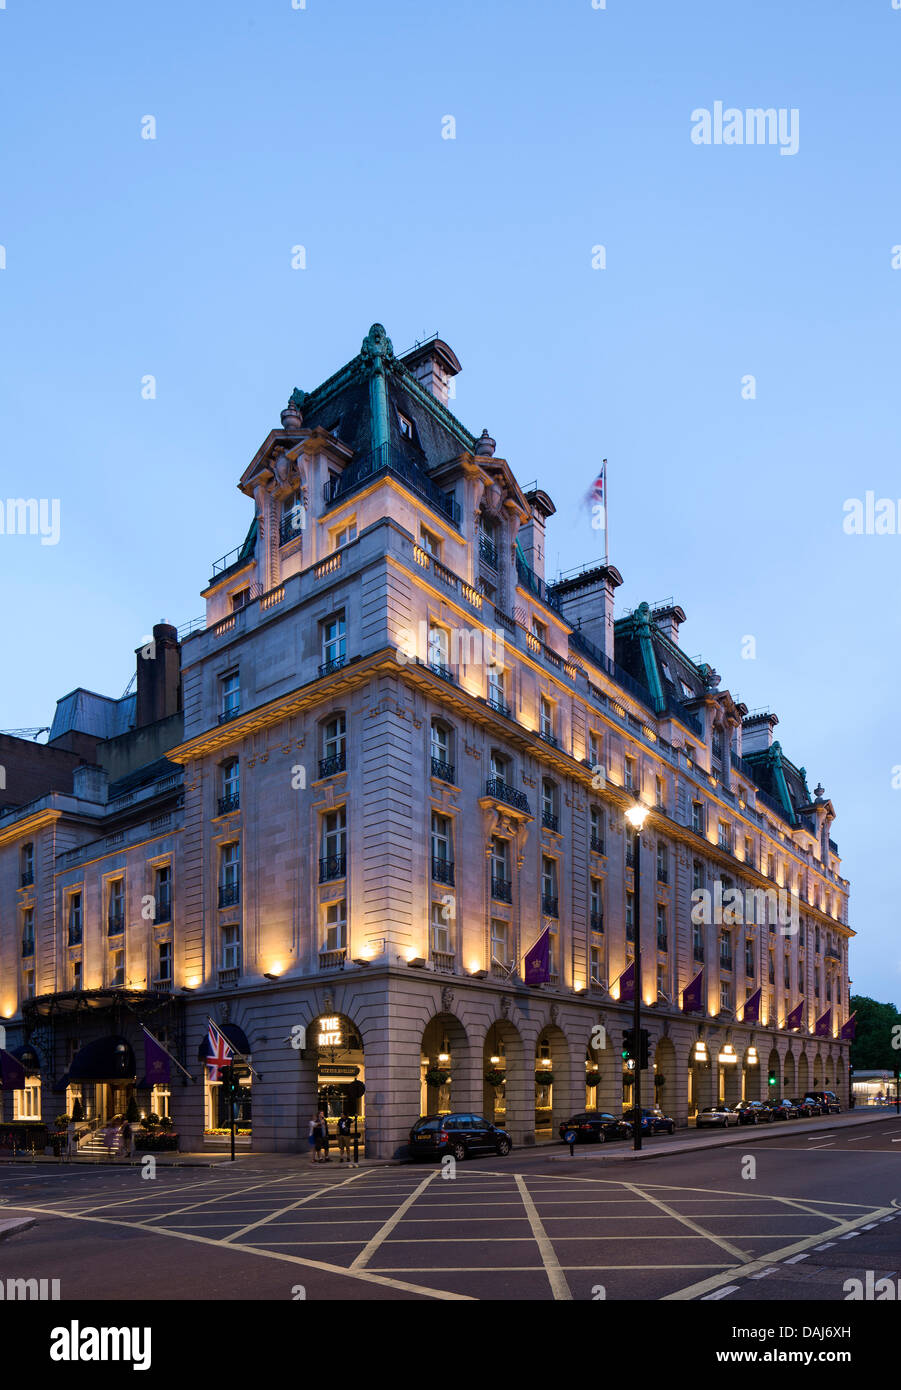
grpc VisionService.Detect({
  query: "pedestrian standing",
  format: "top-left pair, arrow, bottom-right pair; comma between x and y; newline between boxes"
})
66,1117 -> 78,1161
309,1110 -> 323,1163
318,1108 -> 331,1162
121,1121 -> 133,1159
337,1112 -> 352,1163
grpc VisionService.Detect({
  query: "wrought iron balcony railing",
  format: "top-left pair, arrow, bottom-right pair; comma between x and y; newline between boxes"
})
491,876 -> 513,903
218,881 -> 240,908
431,857 -> 455,886
322,442 -> 461,527
430,757 -> 455,783
218,793 -> 240,816
319,854 -> 347,883
485,778 -> 531,815
541,894 -> 559,918
319,752 -> 347,778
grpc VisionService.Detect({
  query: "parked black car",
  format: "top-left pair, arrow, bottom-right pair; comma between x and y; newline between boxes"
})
558,1112 -> 632,1144
409,1113 -> 512,1161
623,1106 -> 675,1135
794,1096 -> 823,1117
808,1090 -> 841,1114
733,1100 -> 776,1124
770,1098 -> 802,1120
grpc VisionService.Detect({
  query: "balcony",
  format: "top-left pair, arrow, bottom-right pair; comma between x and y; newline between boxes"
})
322,441 -> 461,527
218,966 -> 240,987
430,757 -> 455,783
657,935 -> 668,952
21,939 -> 34,958
154,896 -> 172,924
479,534 -> 498,569
431,857 -> 455,886
319,948 -> 347,971
491,876 -> 513,904
68,930 -> 82,946
542,811 -> 559,832
590,912 -> 604,933
625,846 -> 635,869
217,793 -> 240,816
319,854 -> 347,883
825,950 -> 841,965
538,729 -> 559,749
486,695 -> 511,718
319,656 -> 346,678
693,944 -> 704,962
279,512 -> 305,546
319,752 -> 347,778
430,950 -> 456,974
516,556 -> 561,613
218,882 -> 240,908
427,660 -> 455,684
107,914 -> 124,937
657,865 -> 668,883
590,835 -> 605,855
20,871 -> 34,887
720,955 -> 733,973
541,895 -> 559,918
485,778 -> 531,815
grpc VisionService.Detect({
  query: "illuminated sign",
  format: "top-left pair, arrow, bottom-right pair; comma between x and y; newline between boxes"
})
317,1016 -> 342,1046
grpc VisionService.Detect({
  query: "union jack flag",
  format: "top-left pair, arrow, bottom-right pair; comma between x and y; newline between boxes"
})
585,462 -> 605,506
206,1020 -> 233,1081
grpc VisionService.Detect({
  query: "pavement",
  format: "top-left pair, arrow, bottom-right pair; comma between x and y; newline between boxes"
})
0,1113 -> 897,1301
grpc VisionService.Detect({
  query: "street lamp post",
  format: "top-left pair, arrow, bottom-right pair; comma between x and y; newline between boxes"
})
625,801 -> 650,1153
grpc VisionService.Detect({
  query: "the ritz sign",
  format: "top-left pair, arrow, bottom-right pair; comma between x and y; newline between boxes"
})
317,1016 -> 342,1047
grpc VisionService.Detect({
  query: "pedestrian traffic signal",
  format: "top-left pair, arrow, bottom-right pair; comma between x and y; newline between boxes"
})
622,1030 -> 634,1063
622,1029 -> 650,1068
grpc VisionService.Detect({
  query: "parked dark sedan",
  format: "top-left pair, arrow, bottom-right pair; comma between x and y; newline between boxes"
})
770,1098 -> 802,1120
409,1114 -> 512,1161
733,1100 -> 776,1124
795,1096 -> 824,1116
808,1090 -> 841,1114
559,1112 -> 632,1144
623,1106 -> 675,1135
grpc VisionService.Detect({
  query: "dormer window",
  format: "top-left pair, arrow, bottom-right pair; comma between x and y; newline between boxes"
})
333,521 -> 357,550
398,413 -> 414,440
420,527 -> 442,559
231,587 -> 251,612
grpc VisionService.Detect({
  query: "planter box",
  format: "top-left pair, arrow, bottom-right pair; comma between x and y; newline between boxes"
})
133,1132 -> 179,1152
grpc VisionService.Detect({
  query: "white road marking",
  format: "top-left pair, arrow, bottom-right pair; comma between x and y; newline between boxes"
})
749,1267 -> 777,1279
619,1182 -> 750,1261
223,1171 -> 368,1242
701,1285 -> 740,1299
783,1253 -> 810,1264
514,1175 -> 573,1300
350,1170 -> 439,1270
814,1242 -> 837,1250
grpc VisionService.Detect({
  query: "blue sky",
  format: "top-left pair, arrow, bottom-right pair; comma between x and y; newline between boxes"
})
1,0 -> 898,1005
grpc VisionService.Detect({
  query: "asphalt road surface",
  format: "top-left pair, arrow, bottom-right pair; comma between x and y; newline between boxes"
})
1,1115 -> 898,1302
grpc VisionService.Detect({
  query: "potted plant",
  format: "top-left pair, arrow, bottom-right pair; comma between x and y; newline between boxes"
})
484,1067 -> 506,1088
424,1067 -> 450,1088
585,1071 -> 601,1088
535,1070 -> 554,1087
125,1095 -> 140,1124
71,1097 -> 85,1123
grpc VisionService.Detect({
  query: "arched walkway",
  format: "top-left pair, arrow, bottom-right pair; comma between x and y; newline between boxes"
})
784,1050 -> 797,1096
420,1012 -> 470,1117
534,1024 -> 573,1139
482,1020 -> 525,1129
654,1037 -> 677,1116
797,1052 -> 810,1095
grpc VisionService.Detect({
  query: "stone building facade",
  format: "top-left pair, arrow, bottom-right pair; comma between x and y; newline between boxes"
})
0,324 -> 853,1156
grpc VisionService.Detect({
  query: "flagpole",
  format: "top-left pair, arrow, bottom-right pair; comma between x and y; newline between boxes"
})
602,459 -> 608,566
207,1015 -> 261,1080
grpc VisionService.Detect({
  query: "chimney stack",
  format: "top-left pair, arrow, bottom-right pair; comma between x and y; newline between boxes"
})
136,622 -> 181,728
399,338 -> 461,408
72,763 -> 108,804
741,711 -> 779,754
651,603 -> 686,646
519,488 -> 556,582
550,562 -> 623,659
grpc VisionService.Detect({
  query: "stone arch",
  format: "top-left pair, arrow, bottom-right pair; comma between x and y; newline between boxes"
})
797,1051 -> 810,1094
742,1043 -> 763,1101
420,1011 -> 471,1118
766,1046 -> 781,1102
688,1036 -> 715,1117
482,1018 -> 526,1130
653,1036 -> 677,1115
534,1023 -> 573,1139
812,1051 -> 824,1089
784,1048 -> 797,1095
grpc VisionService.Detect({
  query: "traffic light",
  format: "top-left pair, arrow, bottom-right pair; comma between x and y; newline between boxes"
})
768,1069 -> 777,1088
623,1029 -> 650,1068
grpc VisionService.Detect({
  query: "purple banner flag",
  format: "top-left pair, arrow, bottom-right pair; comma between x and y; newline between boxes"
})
741,988 -> 762,1025
840,1012 -> 857,1042
524,929 -> 550,986
814,1007 -> 833,1039
681,970 -> 703,1014
785,1000 -> 804,1031
143,1030 -> 171,1086
0,1050 -> 26,1090
617,960 -> 635,1004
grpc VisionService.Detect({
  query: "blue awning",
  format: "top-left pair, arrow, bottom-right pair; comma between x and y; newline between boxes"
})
68,1036 -> 136,1081
12,1045 -> 41,1074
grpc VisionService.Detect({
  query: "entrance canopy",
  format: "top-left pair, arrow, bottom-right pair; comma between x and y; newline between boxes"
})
68,1036 -> 136,1082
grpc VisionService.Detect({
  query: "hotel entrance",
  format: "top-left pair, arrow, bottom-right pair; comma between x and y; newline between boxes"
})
314,1013 -> 364,1144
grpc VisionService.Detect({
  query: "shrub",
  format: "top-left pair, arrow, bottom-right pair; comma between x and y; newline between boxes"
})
125,1095 -> 140,1123
71,1098 -> 85,1122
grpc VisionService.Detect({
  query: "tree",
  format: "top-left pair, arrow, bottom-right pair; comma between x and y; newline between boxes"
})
71,1097 -> 85,1123
849,995 -> 901,1071
125,1094 -> 140,1123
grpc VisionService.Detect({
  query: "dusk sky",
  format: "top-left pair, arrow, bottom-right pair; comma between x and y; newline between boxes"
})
1,0 -> 897,1004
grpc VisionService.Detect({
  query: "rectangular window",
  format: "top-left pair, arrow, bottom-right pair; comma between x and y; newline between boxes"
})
23,966 -> 35,999
692,860 -> 704,892
624,756 -> 635,791
588,731 -> 601,768
222,923 -> 241,971
656,903 -> 667,950
693,920 -> 704,959
541,857 -> 558,915
154,864 -> 172,923
68,892 -> 82,944
21,842 -> 34,885
745,836 -> 754,865
487,665 -> 507,711
655,775 -> 665,810
626,891 -> 635,941
221,758 -> 240,804
548,931 -> 558,978
13,1079 -> 41,1121
657,963 -> 667,995
589,806 -> 605,855
718,821 -> 732,851
784,956 -> 791,989
590,943 -> 603,984
720,981 -> 732,1011
333,521 -> 357,550
491,837 -> 511,901
322,613 -> 347,670
323,900 -> 347,952
157,940 -> 172,985
323,714 -> 346,763
656,843 -> 668,882
71,958 -> 82,991
220,843 -> 240,905
539,696 -> 554,741
745,939 -> 755,976
431,812 -> 454,884
110,949 -> 125,987
691,802 -> 704,834
420,526 -> 441,558
430,900 -> 451,954
108,878 -> 124,935
531,617 -> 547,644
590,877 -> 603,930
220,671 -> 240,720
490,917 -> 510,967
428,622 -> 450,673
719,930 -> 732,968
230,587 -> 251,612
22,906 -> 35,957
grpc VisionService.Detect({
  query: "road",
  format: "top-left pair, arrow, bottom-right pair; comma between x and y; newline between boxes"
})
0,1114 -> 898,1302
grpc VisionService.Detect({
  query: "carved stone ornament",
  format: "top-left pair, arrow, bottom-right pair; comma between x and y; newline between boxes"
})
441,986 -> 455,1012
475,429 -> 497,458
549,1004 -> 559,1026
500,995 -> 511,1019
